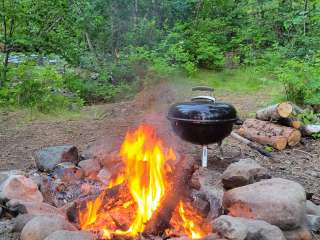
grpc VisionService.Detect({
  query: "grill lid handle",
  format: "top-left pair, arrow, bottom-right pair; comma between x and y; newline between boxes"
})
192,86 -> 214,92
191,96 -> 216,103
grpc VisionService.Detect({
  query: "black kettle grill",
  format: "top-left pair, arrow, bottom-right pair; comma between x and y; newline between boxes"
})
167,86 -> 238,167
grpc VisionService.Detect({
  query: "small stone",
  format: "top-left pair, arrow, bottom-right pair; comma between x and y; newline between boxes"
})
0,175 -> 43,202
221,158 -> 270,189
21,215 -> 77,240
305,215 -> 320,233
12,214 -> 34,232
97,168 -> 112,185
53,162 -> 84,183
35,145 -> 79,171
212,215 -> 248,240
212,215 -> 286,240
306,200 -> 320,216
283,226 -> 312,240
78,159 -> 101,178
82,141 -> 121,168
223,178 -> 306,230
44,230 -> 94,240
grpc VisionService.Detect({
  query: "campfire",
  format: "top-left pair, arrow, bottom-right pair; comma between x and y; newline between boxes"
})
78,124 -> 211,239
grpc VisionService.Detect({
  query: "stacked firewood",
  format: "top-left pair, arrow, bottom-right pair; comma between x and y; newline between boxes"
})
234,102 -> 320,151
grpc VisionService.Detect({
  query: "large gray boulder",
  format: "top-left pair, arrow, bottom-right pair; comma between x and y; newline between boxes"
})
35,145 -> 79,171
44,230 -> 94,240
223,178 -> 306,230
213,215 -> 286,240
0,175 -> 43,202
21,215 -> 77,240
221,158 -> 270,189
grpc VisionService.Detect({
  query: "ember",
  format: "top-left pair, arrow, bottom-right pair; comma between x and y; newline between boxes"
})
79,124 -> 210,239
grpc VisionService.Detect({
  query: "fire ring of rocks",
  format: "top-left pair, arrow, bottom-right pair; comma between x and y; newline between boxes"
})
0,124 -> 319,240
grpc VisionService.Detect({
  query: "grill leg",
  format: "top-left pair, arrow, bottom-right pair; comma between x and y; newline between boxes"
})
202,145 -> 208,168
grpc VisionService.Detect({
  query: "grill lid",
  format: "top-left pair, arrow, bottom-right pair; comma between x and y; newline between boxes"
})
167,101 -> 237,122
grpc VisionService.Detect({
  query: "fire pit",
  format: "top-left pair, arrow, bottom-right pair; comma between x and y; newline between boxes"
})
77,124 -> 212,239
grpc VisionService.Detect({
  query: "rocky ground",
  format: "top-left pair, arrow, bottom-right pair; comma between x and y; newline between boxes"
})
0,81 -> 320,239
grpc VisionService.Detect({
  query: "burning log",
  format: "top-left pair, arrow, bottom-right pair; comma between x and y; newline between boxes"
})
238,119 -> 301,150
143,155 -> 197,235
256,102 -> 293,121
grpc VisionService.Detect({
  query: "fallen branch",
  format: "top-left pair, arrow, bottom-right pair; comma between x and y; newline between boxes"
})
230,132 -> 272,158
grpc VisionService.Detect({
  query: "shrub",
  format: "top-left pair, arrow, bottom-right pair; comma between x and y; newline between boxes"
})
276,58 -> 320,105
0,63 -> 83,113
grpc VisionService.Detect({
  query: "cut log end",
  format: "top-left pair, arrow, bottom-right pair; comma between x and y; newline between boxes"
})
287,130 -> 302,146
273,137 -> 288,151
278,102 -> 293,118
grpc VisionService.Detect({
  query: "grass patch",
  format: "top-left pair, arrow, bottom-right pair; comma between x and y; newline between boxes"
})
190,68 -> 280,92
170,67 -> 283,102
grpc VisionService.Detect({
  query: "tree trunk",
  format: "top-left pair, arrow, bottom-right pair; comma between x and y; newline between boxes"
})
133,0 -> 138,28
304,0 -> 308,36
256,102 -> 293,121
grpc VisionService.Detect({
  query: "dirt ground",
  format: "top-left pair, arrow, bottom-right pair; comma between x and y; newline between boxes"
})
0,81 -> 320,238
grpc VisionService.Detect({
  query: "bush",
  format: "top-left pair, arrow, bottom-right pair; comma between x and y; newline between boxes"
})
276,58 -> 320,105
0,63 -> 83,113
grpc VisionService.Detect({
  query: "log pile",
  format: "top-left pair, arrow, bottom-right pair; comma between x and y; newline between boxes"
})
236,102 -> 320,151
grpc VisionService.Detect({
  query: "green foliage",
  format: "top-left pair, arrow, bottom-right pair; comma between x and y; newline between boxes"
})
276,58 -> 320,105
295,109 -> 320,125
295,109 -> 320,139
0,63 -> 83,113
64,72 -> 137,104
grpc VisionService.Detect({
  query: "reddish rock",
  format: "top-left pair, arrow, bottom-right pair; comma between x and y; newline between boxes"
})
78,159 -> 101,178
53,162 -> 84,183
0,175 -> 43,202
97,168 -> 112,185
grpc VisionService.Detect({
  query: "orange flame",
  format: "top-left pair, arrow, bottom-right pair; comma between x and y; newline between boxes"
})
178,201 -> 208,239
79,124 -> 177,238
79,124 -> 210,239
